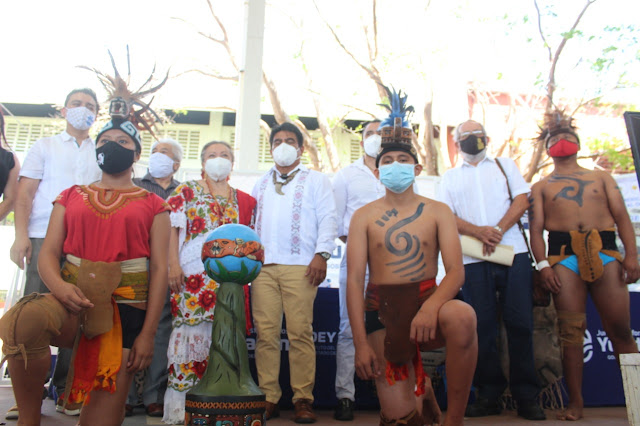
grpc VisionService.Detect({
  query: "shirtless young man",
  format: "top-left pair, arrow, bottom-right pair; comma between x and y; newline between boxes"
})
346,124 -> 477,425
529,119 -> 640,421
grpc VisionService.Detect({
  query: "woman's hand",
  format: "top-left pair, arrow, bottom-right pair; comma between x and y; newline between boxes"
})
52,282 -> 94,314
127,331 -> 155,373
168,260 -> 184,293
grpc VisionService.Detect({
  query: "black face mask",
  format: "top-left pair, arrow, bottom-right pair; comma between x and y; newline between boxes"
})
96,142 -> 136,174
459,135 -> 487,155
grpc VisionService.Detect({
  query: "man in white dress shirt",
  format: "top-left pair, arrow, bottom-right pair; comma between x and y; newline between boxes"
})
7,88 -> 102,418
438,120 -> 544,421
331,120 -> 384,421
252,122 -> 337,424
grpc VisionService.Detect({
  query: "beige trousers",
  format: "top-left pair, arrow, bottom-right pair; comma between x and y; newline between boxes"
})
251,264 -> 318,404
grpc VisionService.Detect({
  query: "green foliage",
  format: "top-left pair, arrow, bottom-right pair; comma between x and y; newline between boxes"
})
586,135 -> 635,173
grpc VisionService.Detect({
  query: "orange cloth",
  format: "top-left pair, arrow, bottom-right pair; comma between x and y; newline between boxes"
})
68,285 -> 135,405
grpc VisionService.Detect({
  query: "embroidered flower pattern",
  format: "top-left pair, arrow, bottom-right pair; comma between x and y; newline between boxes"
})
185,274 -> 205,293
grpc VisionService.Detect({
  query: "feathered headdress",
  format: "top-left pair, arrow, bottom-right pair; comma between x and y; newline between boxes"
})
78,47 -> 169,138
376,85 -> 419,167
538,107 -> 579,146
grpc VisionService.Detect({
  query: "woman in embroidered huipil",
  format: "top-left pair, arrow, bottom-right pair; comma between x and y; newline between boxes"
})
163,141 -> 256,424
0,118 -> 170,425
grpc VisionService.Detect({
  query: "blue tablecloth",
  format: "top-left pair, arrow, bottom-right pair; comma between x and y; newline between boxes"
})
246,287 -> 639,408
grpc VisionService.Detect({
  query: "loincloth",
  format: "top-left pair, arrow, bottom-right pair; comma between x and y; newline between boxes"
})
547,229 -> 622,282
364,279 -> 436,396
62,256 -> 148,405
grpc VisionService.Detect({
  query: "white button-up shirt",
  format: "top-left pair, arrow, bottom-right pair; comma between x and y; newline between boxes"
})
438,156 -> 530,264
332,157 -> 386,238
252,164 -> 337,266
19,131 -> 102,238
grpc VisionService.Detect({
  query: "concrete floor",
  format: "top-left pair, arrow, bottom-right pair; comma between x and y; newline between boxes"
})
0,387 -> 630,425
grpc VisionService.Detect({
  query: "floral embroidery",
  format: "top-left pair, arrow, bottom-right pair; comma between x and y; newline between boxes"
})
185,296 -> 199,311
198,290 -> 216,311
182,185 -> 195,202
185,274 -> 205,293
168,195 -> 184,212
189,217 -> 206,235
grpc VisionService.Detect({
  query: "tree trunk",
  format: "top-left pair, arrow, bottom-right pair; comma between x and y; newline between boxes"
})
421,99 -> 438,175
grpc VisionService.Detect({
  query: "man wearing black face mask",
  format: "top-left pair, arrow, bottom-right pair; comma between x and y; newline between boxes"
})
438,120 -> 544,420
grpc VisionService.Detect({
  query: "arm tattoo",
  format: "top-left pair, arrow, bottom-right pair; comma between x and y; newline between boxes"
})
376,202 -> 427,282
548,175 -> 594,207
528,195 -> 535,221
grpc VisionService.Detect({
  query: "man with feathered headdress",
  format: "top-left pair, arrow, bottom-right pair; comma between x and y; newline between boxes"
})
347,87 -> 477,425
529,109 -> 640,421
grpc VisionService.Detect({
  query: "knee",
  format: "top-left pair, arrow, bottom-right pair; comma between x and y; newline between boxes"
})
606,322 -> 634,346
0,294 -> 66,369
557,311 -> 586,350
441,301 -> 477,346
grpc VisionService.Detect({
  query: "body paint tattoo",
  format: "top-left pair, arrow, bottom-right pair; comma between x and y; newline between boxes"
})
549,175 -> 594,207
528,194 -> 535,221
376,203 -> 427,281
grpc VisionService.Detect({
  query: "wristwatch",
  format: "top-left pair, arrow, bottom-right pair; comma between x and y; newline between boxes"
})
318,252 -> 331,260
494,225 -> 503,233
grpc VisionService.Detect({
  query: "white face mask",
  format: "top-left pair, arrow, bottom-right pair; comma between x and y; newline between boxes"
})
272,143 -> 299,167
148,152 -> 175,178
65,106 -> 96,131
204,157 -> 232,182
461,150 -> 487,164
363,134 -> 381,158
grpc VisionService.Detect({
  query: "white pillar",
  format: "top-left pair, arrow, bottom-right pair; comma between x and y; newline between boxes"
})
235,0 -> 265,172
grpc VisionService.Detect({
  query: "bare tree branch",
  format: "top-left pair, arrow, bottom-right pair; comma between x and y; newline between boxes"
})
533,0 -> 552,61
174,69 -> 239,81
205,0 -> 239,72
525,0 -> 596,181
312,0 -> 387,100
372,0 -> 378,61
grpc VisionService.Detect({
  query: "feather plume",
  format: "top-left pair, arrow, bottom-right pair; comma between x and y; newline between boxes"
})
538,107 -> 578,142
78,47 -> 169,138
378,85 -> 414,128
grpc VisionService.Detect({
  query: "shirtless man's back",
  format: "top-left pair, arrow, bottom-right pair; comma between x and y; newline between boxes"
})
530,122 -> 640,421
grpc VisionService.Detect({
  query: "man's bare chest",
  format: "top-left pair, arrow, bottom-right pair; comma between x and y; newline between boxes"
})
543,174 -> 606,209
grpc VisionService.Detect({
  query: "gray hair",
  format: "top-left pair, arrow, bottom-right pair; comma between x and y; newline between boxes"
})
152,138 -> 183,162
453,120 -> 488,142
200,140 -> 235,163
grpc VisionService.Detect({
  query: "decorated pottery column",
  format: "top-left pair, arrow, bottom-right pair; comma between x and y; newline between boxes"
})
185,224 -> 266,426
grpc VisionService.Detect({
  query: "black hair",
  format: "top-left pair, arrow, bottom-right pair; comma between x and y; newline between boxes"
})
361,119 -> 381,141
269,122 -> 303,148
64,88 -> 100,114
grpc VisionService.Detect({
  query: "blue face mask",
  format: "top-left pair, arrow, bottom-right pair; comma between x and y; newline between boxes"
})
378,162 -> 415,194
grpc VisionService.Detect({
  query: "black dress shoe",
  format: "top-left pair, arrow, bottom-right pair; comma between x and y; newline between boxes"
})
334,398 -> 354,421
517,400 -> 546,420
464,397 -> 502,417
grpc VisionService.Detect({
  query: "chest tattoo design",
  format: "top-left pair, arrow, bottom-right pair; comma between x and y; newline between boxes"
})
377,202 -> 427,282
549,175 -> 594,207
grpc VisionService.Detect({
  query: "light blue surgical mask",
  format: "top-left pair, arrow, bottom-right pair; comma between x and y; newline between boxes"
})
378,162 -> 416,194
